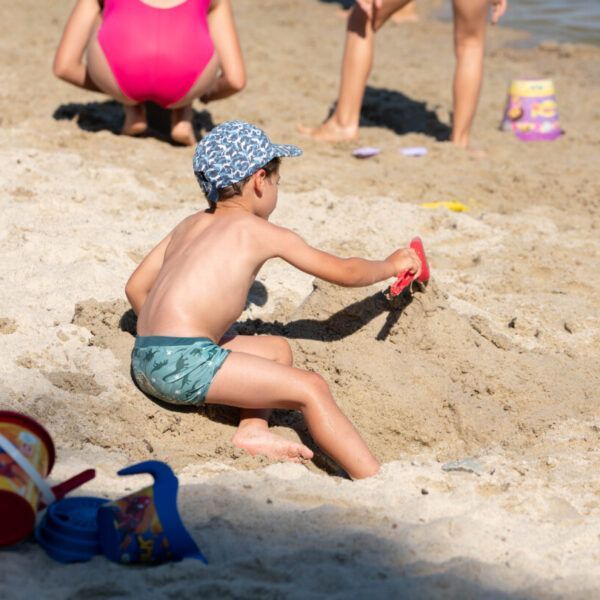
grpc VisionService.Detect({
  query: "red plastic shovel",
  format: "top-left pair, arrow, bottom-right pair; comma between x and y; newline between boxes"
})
388,237 -> 430,297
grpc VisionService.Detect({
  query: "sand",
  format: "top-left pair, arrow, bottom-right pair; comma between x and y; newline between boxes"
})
1,0 -> 599,597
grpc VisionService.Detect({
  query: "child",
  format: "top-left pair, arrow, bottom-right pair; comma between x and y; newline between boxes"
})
125,120 -> 422,479
53,0 -> 245,145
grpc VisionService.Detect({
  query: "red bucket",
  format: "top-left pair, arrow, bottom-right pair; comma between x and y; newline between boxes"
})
0,411 -> 95,547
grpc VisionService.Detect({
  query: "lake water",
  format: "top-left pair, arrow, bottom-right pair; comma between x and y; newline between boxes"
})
439,0 -> 600,46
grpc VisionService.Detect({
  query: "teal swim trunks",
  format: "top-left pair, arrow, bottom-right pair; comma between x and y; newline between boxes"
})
131,336 -> 231,406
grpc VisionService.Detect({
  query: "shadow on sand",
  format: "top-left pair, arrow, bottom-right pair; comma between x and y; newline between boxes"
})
52,100 -> 215,145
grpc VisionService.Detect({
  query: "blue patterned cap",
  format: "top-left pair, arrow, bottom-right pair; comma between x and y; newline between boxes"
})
192,120 -> 302,201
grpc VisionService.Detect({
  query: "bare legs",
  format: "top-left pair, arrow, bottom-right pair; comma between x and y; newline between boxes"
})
54,5 -> 227,145
207,334 -> 380,479
220,335 -> 314,463
299,0 -> 411,141
302,0 -> 490,149
451,0 -> 488,148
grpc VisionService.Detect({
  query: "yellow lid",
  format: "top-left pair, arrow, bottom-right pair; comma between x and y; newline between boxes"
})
509,79 -> 555,98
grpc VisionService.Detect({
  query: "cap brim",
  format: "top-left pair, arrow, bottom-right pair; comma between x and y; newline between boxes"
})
271,143 -> 302,158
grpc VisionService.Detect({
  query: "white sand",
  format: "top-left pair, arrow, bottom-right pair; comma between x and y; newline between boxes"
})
1,0 -> 599,597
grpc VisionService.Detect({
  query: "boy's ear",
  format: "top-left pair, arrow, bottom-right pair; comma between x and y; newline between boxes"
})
252,169 -> 267,195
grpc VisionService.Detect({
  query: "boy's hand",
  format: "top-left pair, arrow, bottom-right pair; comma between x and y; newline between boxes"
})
386,248 -> 422,280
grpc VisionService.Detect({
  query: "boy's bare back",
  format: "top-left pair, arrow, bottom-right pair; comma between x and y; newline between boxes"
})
135,210 -> 279,342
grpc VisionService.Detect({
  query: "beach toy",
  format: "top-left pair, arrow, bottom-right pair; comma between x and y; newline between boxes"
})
387,237 -> 430,299
352,146 -> 380,159
0,410 -> 95,547
421,200 -> 469,212
500,79 -> 561,141
35,496 -> 108,563
400,146 -> 427,157
97,460 -> 207,565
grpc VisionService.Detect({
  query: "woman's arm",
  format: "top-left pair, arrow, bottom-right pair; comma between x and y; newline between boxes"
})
53,0 -> 102,90
202,0 -> 246,102
125,233 -> 173,315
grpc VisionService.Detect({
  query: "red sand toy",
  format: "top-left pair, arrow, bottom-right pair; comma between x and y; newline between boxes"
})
388,237 -> 430,298
0,411 -> 95,547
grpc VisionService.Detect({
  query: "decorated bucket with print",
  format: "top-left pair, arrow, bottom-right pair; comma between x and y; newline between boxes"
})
0,411 -> 54,546
97,460 -> 207,565
501,79 -> 561,141
0,410 -> 95,547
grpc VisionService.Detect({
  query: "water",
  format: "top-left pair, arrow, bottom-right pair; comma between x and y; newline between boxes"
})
440,0 -> 600,47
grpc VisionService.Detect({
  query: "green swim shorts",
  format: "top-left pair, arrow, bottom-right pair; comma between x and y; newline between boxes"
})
131,336 -> 231,406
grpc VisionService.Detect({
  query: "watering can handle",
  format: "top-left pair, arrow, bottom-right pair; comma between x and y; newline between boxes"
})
49,469 -> 96,504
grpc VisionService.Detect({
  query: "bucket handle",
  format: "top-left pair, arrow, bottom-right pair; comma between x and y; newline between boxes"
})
0,433 -> 56,506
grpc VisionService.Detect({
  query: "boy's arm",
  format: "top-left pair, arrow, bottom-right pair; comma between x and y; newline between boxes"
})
125,233 -> 173,315
271,226 -> 420,287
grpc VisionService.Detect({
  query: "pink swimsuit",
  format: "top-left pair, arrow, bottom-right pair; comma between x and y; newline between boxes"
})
98,0 -> 215,108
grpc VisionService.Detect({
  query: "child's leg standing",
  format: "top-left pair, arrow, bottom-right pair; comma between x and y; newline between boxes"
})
206,348 -> 380,480
220,335 -> 313,462
450,0 -> 488,148
300,0 -> 411,141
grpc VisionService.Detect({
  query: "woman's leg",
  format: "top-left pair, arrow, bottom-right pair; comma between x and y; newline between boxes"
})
87,29 -> 148,136
166,54 -> 220,146
206,343 -> 380,479
391,0 -> 418,23
219,335 -> 313,462
167,0 -> 245,145
53,0 -> 148,136
300,0 -> 411,141
450,0 -> 488,148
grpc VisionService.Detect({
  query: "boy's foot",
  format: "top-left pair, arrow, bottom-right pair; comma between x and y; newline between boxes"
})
170,106 -> 196,146
232,428 -> 314,463
297,119 -> 358,142
122,104 -> 147,136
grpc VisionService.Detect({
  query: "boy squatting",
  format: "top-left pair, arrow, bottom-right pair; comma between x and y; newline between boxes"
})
125,120 -> 422,479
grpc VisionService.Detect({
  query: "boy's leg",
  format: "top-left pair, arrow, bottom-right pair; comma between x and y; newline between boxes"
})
450,0 -> 488,148
220,335 -> 313,462
299,0 -> 411,141
205,349 -> 380,479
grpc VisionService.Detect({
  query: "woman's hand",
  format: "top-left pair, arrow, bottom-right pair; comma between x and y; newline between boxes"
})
490,0 -> 507,24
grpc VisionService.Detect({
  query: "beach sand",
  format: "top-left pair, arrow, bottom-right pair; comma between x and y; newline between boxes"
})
1,0 -> 599,596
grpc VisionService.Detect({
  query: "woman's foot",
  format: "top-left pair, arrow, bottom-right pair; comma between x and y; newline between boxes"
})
232,425 -> 314,463
122,104 -> 147,136
170,106 -> 196,146
297,118 -> 358,142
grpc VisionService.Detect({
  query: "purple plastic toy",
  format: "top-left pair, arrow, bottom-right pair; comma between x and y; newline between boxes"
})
501,79 -> 561,142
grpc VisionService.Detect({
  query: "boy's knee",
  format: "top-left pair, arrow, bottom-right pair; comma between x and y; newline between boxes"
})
303,372 -> 334,405
270,336 -> 293,366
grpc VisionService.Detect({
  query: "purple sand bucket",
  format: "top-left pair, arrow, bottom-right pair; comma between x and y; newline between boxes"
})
501,79 -> 561,141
